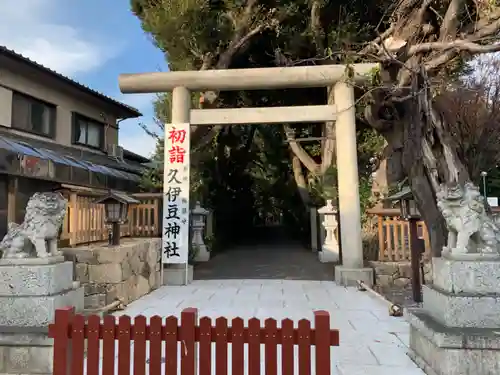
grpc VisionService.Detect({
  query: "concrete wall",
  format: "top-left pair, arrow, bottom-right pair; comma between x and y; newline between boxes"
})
61,238 -> 161,310
0,67 -> 119,152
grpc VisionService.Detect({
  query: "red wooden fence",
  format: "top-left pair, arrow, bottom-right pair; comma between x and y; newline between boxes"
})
49,306 -> 339,375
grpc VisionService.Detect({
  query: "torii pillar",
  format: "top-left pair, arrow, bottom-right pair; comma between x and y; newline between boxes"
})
119,64 -> 376,287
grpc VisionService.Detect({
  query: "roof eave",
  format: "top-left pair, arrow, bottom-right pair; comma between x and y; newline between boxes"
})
0,46 -> 143,119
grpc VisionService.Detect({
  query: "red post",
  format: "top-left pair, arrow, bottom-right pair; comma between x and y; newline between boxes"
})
50,307 -> 75,375
247,318 -> 261,375
102,315 -> 116,375
117,315 -> 132,375
314,311 -> 331,375
70,314 -> 86,375
215,317 -> 228,375
231,317 -> 245,375
281,319 -> 294,375
86,315 -> 101,375
164,316 -> 178,374
181,308 -> 198,375
297,319 -> 311,375
148,316 -> 163,375
265,318 -> 278,375
199,317 -> 213,375
133,315 -> 148,375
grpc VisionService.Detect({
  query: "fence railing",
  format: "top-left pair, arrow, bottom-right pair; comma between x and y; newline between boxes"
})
59,190 -> 161,247
49,306 -> 339,375
367,208 -> 431,262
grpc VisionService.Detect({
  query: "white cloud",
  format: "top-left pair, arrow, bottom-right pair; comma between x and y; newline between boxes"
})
0,0 -> 117,76
119,125 -> 157,158
113,92 -> 161,158
115,93 -> 158,114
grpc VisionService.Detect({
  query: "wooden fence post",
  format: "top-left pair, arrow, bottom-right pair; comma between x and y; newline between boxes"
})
314,310 -> 331,375
377,215 -> 385,260
69,192 -> 77,246
50,307 -> 75,375
181,308 -> 198,375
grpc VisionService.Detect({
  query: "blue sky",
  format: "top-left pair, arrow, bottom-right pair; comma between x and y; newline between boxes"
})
0,0 -> 167,157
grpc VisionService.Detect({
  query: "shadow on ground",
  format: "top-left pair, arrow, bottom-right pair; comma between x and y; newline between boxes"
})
194,226 -> 335,280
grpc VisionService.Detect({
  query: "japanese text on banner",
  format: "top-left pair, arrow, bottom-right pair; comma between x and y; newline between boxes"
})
162,123 -> 190,264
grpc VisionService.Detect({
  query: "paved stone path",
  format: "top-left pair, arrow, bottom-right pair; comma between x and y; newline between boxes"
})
194,240 -> 334,280
114,279 -> 426,374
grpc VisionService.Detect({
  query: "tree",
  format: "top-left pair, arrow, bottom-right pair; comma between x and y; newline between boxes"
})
436,55 -> 500,183
361,3 -> 500,255
131,0 -> 387,210
132,0 -> 500,255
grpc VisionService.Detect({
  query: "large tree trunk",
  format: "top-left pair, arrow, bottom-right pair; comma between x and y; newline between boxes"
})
290,152 -> 312,208
366,70 -> 470,257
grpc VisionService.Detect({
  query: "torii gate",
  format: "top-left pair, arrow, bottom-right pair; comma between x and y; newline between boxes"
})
118,63 -> 378,286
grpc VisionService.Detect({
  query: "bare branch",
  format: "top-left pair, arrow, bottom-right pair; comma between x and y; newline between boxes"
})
409,39 -> 500,56
283,124 -> 320,174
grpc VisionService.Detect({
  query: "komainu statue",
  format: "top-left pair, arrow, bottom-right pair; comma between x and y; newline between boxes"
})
437,182 -> 500,256
0,192 -> 67,259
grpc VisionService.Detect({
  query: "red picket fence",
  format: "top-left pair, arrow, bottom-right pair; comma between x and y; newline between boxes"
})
49,306 -> 339,375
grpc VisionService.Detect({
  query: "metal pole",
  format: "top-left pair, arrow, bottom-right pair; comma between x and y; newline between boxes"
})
408,217 -> 423,303
111,222 -> 120,246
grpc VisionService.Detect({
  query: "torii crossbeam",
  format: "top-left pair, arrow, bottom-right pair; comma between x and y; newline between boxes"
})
118,63 -> 378,287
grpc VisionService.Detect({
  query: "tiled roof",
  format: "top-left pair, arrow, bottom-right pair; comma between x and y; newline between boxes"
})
0,128 -> 146,175
0,46 -> 142,119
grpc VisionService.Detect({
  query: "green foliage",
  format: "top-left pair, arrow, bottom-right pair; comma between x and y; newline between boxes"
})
132,0 -> 388,246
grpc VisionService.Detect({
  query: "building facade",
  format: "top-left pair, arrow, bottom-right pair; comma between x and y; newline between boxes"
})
0,46 -> 150,238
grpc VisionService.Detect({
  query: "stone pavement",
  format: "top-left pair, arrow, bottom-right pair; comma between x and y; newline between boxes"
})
114,279 -> 427,375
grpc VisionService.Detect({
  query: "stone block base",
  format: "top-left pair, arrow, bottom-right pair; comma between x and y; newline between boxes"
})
0,287 -> 84,326
433,254 -> 500,294
318,249 -> 339,263
423,284 -> 500,328
407,309 -> 500,375
0,260 -> 74,296
0,329 -> 53,375
194,246 -> 210,262
163,264 -> 193,286
334,266 -> 373,287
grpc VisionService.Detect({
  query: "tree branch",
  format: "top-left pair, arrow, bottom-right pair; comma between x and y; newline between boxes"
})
439,0 -> 464,41
283,124 -> 320,174
409,39 -> 500,56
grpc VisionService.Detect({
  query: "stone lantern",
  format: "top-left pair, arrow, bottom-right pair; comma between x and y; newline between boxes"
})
385,186 -> 423,302
94,191 -> 139,246
318,199 -> 340,263
191,201 -> 210,262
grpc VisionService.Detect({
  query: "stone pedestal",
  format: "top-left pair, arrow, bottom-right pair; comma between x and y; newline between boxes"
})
0,256 -> 84,374
317,200 -> 340,263
163,264 -> 194,285
407,254 -> 500,375
335,265 -> 374,287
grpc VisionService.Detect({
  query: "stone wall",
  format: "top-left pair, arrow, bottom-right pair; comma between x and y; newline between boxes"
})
369,260 -> 433,288
61,238 -> 161,310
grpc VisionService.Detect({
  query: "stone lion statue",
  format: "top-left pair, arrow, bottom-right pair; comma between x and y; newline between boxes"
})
0,192 -> 67,259
437,182 -> 500,255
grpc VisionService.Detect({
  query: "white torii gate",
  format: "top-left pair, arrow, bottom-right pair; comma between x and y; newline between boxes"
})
118,63 -> 378,286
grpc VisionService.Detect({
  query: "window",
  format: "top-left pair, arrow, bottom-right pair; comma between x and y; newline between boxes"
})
11,93 -> 56,137
72,114 -> 104,149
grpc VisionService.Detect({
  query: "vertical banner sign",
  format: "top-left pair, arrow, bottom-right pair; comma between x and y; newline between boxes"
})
162,123 -> 190,264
